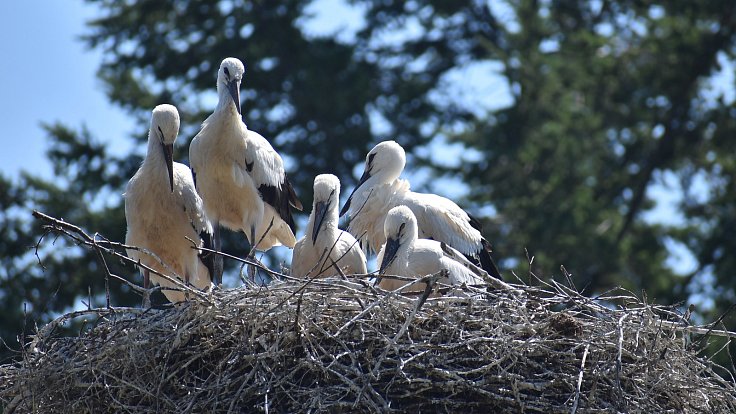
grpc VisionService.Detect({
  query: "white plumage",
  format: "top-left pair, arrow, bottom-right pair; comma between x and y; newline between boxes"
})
340,140 -> 501,278
189,57 -> 302,257
376,206 -> 484,292
125,104 -> 215,303
291,174 -> 367,278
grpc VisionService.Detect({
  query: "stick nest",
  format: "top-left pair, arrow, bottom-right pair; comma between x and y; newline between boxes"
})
1,277 -> 735,413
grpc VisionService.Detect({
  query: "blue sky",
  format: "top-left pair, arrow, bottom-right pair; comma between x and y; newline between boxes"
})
0,0 -> 512,184
0,1 -> 133,180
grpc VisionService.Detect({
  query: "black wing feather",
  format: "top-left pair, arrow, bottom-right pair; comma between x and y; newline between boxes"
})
464,213 -> 501,279
479,238 -> 502,280
467,212 -> 483,232
283,174 -> 303,211
259,181 -> 299,234
199,227 -> 223,285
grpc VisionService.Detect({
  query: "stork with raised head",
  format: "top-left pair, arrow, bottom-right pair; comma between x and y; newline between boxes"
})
125,104 -> 218,303
376,206 -> 485,292
189,57 -> 302,262
340,140 -> 502,279
291,174 -> 367,278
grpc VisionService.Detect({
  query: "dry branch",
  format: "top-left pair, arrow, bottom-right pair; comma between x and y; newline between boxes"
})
1,212 -> 735,413
3,279 -> 736,413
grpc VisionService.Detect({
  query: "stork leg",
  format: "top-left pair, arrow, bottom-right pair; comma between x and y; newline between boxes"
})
184,273 -> 190,301
213,223 -> 222,286
248,225 -> 257,283
142,269 -> 151,308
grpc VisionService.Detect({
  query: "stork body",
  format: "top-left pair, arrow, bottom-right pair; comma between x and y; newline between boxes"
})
340,140 -> 501,279
125,104 -> 216,303
189,57 -> 301,257
291,174 -> 366,277
377,206 -> 484,292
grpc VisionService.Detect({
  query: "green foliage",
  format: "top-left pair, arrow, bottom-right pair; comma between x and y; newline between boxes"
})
349,0 -> 736,314
3,0 -> 736,369
83,0 -> 379,186
0,125 -> 138,361
465,0 -> 736,307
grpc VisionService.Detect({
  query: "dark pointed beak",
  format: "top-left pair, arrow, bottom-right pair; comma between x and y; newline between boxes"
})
162,143 -> 174,192
312,200 -> 329,245
379,236 -> 401,274
228,79 -> 241,114
339,166 -> 372,217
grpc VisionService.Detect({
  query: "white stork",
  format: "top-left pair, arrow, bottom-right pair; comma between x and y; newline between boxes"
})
291,174 -> 367,278
376,206 -> 485,292
340,140 -> 502,279
124,104 -> 218,303
189,57 -> 302,264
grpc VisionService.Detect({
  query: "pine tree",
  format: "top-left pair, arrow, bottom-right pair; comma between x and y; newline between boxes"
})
3,0 -> 736,365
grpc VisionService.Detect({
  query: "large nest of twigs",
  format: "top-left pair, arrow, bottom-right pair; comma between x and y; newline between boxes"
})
2,275 -> 736,413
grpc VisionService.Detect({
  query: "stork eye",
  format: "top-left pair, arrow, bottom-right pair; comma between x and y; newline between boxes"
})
157,126 -> 165,141
367,152 -> 376,166
399,222 -> 406,233
224,67 -> 230,77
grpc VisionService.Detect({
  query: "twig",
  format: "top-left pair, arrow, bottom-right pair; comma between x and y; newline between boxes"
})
32,210 -> 208,302
571,344 -> 590,414
346,187 -> 374,224
189,239 -> 284,280
695,303 -> 736,347
616,313 -> 628,391
370,271 -> 446,377
7,212 -> 736,413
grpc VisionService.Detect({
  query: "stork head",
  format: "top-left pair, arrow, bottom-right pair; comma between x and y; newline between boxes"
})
378,205 -> 417,274
311,174 -> 340,244
151,104 -> 180,192
339,140 -> 406,217
217,57 -> 245,115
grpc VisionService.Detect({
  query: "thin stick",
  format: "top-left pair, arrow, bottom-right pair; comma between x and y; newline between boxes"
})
188,239 -> 285,280
571,344 -> 590,414
616,313 -> 628,391
370,271 -> 445,377
32,210 -> 208,302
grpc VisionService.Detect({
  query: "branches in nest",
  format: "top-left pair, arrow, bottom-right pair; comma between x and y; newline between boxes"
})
5,210 -> 734,413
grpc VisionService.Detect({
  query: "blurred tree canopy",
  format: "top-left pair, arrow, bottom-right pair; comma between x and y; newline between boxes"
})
2,0 -> 736,365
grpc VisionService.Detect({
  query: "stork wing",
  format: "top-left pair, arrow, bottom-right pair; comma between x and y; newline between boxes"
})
401,192 -> 481,256
333,230 -> 368,274
244,129 -> 303,233
175,164 -> 210,235
179,164 -> 222,283
439,242 -> 486,285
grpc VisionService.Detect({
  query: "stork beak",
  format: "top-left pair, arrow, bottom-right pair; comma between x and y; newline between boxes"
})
379,236 -> 401,274
312,200 -> 328,245
339,167 -> 371,217
228,79 -> 241,114
162,143 -> 174,192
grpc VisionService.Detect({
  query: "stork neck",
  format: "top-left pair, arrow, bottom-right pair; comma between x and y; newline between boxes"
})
351,178 -> 405,216
307,205 -> 338,241
395,218 -> 418,264
322,204 -> 339,229
406,223 -> 419,244
215,85 -> 240,116
140,131 -> 172,191
392,238 -> 413,273
143,130 -> 165,167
